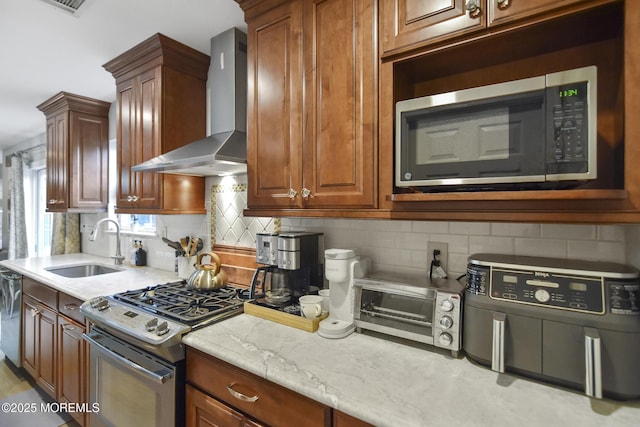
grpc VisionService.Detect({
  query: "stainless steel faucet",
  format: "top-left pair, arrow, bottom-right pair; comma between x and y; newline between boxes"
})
90,218 -> 125,265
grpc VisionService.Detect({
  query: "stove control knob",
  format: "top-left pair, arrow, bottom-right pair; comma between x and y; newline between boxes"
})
91,297 -> 110,311
438,332 -> 453,347
156,321 -> 170,336
439,316 -> 453,329
440,299 -> 455,312
145,318 -> 158,332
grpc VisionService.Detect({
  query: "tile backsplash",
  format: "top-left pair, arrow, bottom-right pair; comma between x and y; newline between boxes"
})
211,182 -> 273,247
281,218 -> 637,278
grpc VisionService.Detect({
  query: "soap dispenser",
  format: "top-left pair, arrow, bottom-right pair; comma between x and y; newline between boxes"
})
135,241 -> 147,266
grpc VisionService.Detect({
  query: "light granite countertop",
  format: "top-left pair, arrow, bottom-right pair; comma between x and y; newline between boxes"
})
183,314 -> 640,427
0,254 -> 180,301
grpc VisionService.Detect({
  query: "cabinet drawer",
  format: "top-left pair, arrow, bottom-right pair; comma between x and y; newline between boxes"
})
187,348 -> 330,427
23,277 -> 58,309
58,293 -> 85,324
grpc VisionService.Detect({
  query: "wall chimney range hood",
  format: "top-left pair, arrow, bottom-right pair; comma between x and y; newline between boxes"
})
132,28 -> 247,176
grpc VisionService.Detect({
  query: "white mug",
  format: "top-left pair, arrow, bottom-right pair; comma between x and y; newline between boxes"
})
299,295 -> 323,319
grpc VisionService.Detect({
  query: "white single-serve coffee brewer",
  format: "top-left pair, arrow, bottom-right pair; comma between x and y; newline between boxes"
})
318,248 -> 369,339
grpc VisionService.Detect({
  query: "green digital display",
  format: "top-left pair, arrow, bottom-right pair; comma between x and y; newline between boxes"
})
560,88 -> 579,98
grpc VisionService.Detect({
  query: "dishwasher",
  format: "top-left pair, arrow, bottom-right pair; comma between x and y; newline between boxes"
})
0,268 -> 23,367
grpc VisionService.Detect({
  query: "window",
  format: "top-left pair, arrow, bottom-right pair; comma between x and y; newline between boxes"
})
118,214 -> 156,233
25,167 -> 52,257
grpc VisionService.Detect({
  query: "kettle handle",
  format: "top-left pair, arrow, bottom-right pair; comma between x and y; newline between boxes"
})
195,252 -> 221,273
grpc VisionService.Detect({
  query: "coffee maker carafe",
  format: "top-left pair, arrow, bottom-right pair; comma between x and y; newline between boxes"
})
250,232 -> 323,307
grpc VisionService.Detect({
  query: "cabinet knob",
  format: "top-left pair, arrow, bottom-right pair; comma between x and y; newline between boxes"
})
496,0 -> 510,8
288,188 -> 298,199
301,188 -> 312,199
466,0 -> 481,17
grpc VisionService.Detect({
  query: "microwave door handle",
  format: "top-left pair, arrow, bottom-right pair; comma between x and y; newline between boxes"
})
584,327 -> 603,399
492,313 -> 506,373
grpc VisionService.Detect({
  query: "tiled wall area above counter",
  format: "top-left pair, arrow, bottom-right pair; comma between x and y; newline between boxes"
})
282,218 -> 638,278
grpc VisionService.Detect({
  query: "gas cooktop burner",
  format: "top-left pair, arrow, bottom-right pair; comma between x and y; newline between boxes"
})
113,280 -> 247,325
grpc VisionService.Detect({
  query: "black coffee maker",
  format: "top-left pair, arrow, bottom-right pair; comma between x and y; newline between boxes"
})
250,232 -> 323,307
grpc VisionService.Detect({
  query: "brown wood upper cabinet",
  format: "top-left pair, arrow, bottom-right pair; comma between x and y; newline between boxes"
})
239,0 -> 378,210
103,34 -> 208,214
380,0 -> 600,57
37,92 -> 110,212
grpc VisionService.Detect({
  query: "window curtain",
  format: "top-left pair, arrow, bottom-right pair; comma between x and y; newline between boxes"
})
8,154 -> 28,259
51,213 -> 80,255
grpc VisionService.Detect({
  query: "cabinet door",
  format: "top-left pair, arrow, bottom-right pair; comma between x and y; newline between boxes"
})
303,0 -> 377,208
22,296 -> 39,379
135,67 -> 162,210
488,0 -> 593,27
46,112 -> 68,211
380,0 -> 486,56
246,0 -> 304,209
22,295 -> 57,399
57,315 -> 87,426
69,111 -> 109,210
186,384 -> 246,427
116,79 -> 137,209
116,68 -> 161,211
36,303 -> 57,399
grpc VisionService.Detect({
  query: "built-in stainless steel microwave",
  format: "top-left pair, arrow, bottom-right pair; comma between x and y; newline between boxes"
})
395,66 -> 597,190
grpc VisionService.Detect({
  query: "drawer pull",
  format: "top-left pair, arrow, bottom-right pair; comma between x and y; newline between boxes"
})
63,303 -> 79,310
227,383 -> 259,403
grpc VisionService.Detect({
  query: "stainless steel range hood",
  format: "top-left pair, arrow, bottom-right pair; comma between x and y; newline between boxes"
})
132,28 -> 247,176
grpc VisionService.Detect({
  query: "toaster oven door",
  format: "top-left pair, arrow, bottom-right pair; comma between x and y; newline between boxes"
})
355,288 -> 434,344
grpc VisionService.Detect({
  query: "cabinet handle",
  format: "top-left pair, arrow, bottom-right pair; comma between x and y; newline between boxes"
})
49,199 -> 57,204
31,308 -> 41,318
127,196 -> 133,202
496,0 -> 510,9
132,195 -> 139,202
301,188 -> 312,199
465,0 -> 481,17
288,188 -> 298,199
63,303 -> 79,310
62,324 -> 77,331
226,383 -> 259,403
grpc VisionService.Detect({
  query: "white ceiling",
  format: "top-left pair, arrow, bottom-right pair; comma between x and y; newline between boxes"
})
0,0 -> 246,150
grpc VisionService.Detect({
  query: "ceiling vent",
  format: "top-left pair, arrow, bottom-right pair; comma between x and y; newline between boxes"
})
40,0 -> 86,14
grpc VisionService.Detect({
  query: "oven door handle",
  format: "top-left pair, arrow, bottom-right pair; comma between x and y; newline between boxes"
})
83,333 -> 173,384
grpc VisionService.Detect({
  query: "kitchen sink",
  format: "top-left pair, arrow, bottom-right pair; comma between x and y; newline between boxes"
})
45,263 -> 123,278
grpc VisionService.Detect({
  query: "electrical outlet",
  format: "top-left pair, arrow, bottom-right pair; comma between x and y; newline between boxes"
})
427,241 -> 448,276
81,224 -> 95,234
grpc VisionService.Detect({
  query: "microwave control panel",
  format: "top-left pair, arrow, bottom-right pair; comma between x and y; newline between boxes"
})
546,80 -> 589,168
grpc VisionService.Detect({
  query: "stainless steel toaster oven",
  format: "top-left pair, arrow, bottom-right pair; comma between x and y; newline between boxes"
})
353,271 -> 465,356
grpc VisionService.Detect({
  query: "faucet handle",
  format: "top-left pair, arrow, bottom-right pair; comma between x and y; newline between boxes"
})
111,256 -> 125,266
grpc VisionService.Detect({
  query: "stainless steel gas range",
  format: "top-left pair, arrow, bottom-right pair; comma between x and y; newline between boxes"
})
80,280 -> 247,427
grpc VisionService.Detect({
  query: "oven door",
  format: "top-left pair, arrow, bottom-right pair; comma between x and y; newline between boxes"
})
84,327 -> 181,427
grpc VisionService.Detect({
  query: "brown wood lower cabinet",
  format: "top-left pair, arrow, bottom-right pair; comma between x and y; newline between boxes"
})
21,278 -> 88,426
22,294 -> 57,399
186,347 -> 374,427
57,315 -> 87,426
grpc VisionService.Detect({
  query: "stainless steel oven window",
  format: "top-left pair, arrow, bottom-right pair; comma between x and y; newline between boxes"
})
84,328 -> 178,427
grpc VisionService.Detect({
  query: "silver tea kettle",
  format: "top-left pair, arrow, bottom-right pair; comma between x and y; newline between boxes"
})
186,252 -> 229,290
